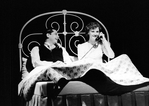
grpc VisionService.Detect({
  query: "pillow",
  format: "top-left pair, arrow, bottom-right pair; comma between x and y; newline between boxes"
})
21,57 -> 29,79
21,57 -> 34,79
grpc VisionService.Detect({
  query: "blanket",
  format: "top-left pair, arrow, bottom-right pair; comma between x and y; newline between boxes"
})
18,60 -> 93,100
18,54 -> 149,100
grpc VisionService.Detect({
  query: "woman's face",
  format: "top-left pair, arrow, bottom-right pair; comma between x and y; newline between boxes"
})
47,29 -> 59,44
88,27 -> 100,43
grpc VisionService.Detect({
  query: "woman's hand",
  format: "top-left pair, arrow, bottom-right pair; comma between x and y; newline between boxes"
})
95,32 -> 106,45
99,32 -> 106,43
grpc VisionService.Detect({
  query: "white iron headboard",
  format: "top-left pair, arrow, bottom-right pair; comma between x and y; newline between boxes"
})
18,10 -> 110,71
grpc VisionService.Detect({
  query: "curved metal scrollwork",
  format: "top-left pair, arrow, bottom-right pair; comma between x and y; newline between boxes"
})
69,35 -> 86,56
19,10 -> 109,70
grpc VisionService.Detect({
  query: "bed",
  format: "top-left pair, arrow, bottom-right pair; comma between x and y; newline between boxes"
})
18,10 -> 149,106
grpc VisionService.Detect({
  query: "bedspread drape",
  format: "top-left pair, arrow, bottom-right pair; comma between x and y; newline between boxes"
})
18,54 -> 149,101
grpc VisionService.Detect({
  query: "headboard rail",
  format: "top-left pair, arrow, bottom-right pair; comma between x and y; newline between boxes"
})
19,10 -> 110,71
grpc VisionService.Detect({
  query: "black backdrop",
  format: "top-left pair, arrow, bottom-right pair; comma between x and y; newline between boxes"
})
1,0 -> 149,106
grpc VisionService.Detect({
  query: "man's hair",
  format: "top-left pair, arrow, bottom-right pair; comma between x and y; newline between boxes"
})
46,28 -> 55,35
41,28 -> 56,43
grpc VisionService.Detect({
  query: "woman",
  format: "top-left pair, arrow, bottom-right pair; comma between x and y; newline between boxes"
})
74,22 -> 149,95
78,22 -> 114,62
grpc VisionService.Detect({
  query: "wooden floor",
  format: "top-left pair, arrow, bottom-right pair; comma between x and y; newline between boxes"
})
51,91 -> 149,106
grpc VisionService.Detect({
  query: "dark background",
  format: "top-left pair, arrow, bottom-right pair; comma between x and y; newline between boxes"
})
1,0 -> 149,106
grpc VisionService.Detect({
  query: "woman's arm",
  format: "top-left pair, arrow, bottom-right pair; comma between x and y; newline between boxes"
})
101,33 -> 115,59
30,46 -> 53,67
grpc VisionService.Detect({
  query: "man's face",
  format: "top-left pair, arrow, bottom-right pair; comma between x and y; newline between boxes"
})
47,29 -> 59,44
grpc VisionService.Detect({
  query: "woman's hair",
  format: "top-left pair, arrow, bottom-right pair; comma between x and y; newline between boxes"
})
85,22 -> 102,41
